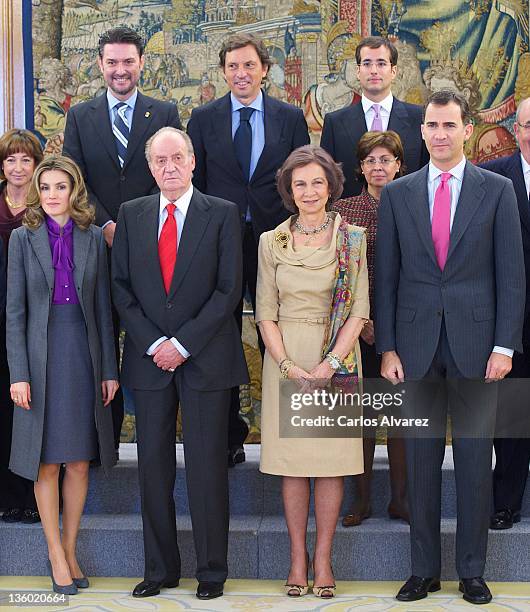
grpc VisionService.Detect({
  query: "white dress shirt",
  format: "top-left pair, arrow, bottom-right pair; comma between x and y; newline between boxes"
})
362,92 -> 393,131
521,152 -> 530,199
146,184 -> 194,359
427,157 -> 512,358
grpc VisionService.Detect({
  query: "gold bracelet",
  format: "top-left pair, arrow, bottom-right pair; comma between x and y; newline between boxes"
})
279,359 -> 295,379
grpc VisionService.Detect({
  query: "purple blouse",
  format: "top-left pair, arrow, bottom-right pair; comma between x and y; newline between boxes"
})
46,216 -> 79,305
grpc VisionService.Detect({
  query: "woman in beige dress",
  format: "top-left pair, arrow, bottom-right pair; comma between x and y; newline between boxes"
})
256,145 -> 369,599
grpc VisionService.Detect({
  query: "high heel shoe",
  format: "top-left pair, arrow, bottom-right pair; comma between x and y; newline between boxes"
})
72,576 -> 89,589
284,552 -> 310,597
313,584 -> 336,598
47,560 -> 78,595
313,563 -> 335,598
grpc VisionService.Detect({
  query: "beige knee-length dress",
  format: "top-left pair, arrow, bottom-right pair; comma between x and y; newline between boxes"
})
256,213 -> 369,477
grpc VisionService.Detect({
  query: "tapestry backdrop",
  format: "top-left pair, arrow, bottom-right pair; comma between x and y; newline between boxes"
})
31,0 -> 530,440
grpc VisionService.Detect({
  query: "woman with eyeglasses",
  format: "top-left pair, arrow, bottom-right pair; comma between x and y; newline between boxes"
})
333,130 -> 409,527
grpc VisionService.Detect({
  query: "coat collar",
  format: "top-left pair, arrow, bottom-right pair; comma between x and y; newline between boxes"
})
211,91 -> 284,183
89,91 -> 154,170
28,221 -> 91,292
404,161 -> 485,269
137,190 -> 211,298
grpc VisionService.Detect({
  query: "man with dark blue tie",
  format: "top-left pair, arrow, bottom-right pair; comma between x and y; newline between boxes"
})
63,27 -> 181,451
187,33 -> 310,466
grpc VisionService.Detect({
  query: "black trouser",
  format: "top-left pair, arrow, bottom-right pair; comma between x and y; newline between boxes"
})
134,377 -> 230,583
107,248 -> 124,449
405,321 -> 496,578
493,349 -> 530,513
228,223 -> 263,449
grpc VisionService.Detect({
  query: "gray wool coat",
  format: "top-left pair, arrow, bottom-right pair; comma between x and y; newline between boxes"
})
6,222 -> 118,481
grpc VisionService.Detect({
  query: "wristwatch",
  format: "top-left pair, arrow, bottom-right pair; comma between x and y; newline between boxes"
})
326,352 -> 342,370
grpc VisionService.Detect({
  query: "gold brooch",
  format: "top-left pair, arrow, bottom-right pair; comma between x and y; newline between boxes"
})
275,230 -> 290,249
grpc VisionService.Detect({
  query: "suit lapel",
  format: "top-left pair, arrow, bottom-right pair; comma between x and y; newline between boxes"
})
211,94 -> 245,182
73,225 -> 90,300
341,103 -> 367,149
168,189 -> 210,297
28,223 -> 54,289
446,161 -> 485,262
508,151 -> 530,233
251,92 -> 282,183
404,166 -> 438,267
137,195 -> 166,296
124,92 -> 153,169
388,98 -> 412,132
89,93 -> 120,170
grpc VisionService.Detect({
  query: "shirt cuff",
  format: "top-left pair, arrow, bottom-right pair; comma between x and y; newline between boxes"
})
102,220 -> 115,230
169,337 -> 190,358
146,336 -> 168,355
492,346 -> 514,358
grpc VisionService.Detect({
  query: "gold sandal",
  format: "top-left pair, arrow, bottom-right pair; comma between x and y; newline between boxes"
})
285,584 -> 309,597
313,584 -> 336,598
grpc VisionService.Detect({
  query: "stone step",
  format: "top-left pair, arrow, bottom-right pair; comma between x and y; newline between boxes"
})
83,444 -> 529,518
2,514 -> 529,581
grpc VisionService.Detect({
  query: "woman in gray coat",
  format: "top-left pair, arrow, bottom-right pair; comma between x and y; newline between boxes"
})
6,155 -> 118,595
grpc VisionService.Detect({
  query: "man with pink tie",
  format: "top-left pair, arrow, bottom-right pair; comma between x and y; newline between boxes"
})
375,90 -> 525,605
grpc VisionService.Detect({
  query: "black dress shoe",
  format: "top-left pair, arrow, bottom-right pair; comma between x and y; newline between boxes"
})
396,575 -> 441,601
196,581 -> 224,600
1,508 -> 23,523
459,577 -> 492,604
132,578 -> 179,598
228,445 -> 245,467
21,509 -> 41,524
490,509 -> 521,530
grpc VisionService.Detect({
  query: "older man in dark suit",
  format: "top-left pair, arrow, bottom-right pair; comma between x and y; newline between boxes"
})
481,97 -> 530,530
63,27 -> 181,450
375,91 -> 525,605
187,33 -> 309,466
320,36 -> 428,198
112,127 -> 248,601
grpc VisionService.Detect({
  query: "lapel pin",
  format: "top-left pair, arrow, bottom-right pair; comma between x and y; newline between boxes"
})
145,111 -> 151,118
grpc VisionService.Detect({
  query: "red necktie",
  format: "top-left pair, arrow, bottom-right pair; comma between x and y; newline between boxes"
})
432,172 -> 452,270
158,202 -> 177,293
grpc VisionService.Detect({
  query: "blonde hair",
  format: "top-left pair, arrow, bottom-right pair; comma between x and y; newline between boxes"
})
24,155 -> 94,230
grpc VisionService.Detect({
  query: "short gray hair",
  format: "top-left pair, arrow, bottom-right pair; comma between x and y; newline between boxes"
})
145,127 -> 194,164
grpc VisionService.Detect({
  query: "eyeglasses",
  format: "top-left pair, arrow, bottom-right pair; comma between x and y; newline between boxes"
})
357,61 -> 392,69
516,122 -> 530,130
361,156 -> 399,167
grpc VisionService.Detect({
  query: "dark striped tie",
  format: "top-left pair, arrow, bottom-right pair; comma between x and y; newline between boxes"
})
113,102 -> 130,167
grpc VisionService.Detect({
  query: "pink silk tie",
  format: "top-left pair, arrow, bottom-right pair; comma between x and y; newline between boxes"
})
158,203 -> 177,293
432,172 -> 452,270
371,104 -> 383,131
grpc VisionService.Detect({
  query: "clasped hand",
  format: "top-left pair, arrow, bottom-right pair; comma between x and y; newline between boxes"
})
152,339 -> 187,371
288,360 -> 335,393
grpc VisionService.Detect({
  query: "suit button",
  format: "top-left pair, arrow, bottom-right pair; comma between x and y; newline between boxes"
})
437,311 -> 442,317
166,302 -> 173,309
120,175 -> 125,182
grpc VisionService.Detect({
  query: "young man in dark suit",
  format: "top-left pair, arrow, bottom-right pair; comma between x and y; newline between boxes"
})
375,91 -> 525,605
187,33 -> 310,466
320,36 -> 428,198
63,27 -> 181,451
112,127 -> 248,600
481,97 -> 530,530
